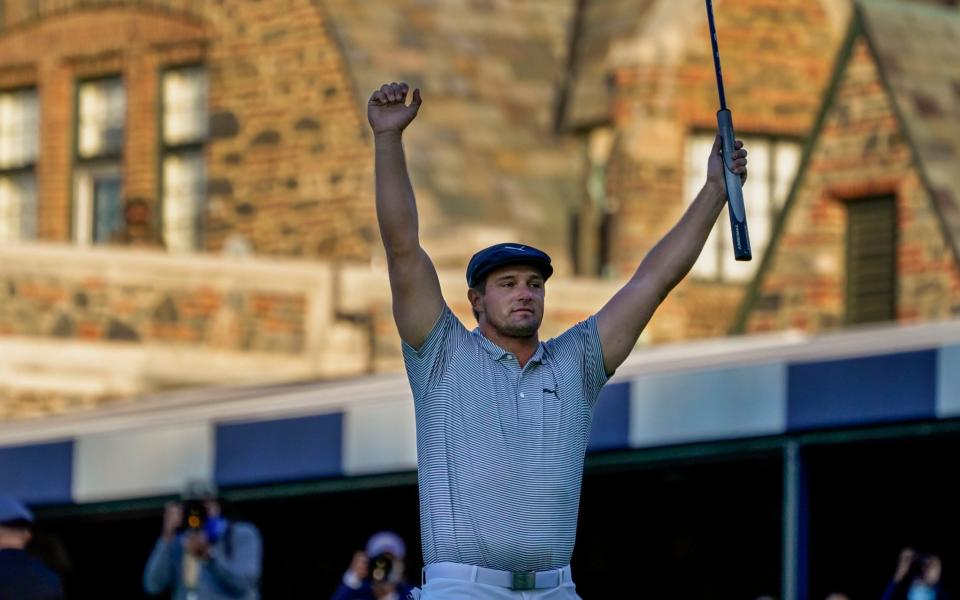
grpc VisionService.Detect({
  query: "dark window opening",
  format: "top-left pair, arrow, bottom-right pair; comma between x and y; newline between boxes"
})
846,195 -> 897,324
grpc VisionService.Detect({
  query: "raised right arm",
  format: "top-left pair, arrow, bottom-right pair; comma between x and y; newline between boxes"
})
368,82 -> 444,348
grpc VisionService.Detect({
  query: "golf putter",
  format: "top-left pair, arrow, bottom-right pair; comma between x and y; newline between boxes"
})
706,0 -> 751,261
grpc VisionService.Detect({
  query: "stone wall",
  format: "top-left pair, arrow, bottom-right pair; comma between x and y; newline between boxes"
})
745,39 -> 960,333
0,0 -> 374,259
598,0 -> 844,340
0,242 -> 621,420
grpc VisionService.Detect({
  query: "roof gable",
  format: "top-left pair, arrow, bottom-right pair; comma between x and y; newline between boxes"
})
860,0 -> 960,264
733,1 -> 960,333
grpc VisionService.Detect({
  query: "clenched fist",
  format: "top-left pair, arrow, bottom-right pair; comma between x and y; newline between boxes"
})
368,82 -> 422,136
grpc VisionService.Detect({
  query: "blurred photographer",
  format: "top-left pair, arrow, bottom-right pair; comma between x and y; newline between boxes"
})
331,531 -> 415,600
0,495 -> 63,600
143,481 -> 262,600
882,547 -> 952,600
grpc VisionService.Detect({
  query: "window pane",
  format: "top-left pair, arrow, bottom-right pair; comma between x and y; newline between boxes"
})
78,78 -> 125,158
163,151 -> 205,252
92,175 -> 123,244
0,89 -> 39,169
773,141 -> 802,208
693,221 -> 722,279
0,173 -> 37,242
685,133 -> 799,282
163,66 -> 207,145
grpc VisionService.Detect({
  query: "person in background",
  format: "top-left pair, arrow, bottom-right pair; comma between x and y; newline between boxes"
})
882,547 -> 951,600
331,531 -> 416,600
143,480 -> 262,600
110,196 -> 165,248
0,495 -> 63,600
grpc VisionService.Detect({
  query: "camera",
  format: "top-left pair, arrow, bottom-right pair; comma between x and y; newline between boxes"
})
181,500 -> 208,532
368,553 -> 394,584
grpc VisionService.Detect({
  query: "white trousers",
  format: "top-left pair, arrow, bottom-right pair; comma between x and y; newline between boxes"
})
409,563 -> 583,600
410,578 -> 582,600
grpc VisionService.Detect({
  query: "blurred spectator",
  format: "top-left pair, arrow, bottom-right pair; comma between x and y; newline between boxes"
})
143,480 -> 262,600
825,594 -> 850,600
331,531 -> 415,600
110,196 -> 165,248
0,495 -> 63,600
882,547 -> 951,600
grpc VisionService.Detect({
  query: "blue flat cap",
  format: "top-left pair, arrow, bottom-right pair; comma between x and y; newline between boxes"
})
466,243 -> 553,289
0,495 -> 33,525
366,530 -> 406,559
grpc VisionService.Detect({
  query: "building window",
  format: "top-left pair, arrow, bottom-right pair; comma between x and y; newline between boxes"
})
161,65 -> 207,252
573,126 -> 616,276
684,133 -> 801,282
846,196 -> 897,324
0,88 -> 39,242
73,76 -> 125,245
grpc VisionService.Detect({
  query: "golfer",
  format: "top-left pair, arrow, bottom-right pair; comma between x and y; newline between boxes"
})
368,82 -> 747,599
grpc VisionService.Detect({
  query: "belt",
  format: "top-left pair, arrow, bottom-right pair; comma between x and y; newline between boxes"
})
422,562 -> 572,591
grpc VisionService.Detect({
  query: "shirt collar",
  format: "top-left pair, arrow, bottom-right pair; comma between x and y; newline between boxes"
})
472,328 -> 546,365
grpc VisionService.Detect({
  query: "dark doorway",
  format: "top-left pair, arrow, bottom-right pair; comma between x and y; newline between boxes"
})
33,453 -> 786,599
807,434 -> 960,600
35,480 -> 422,599
574,453 -> 783,599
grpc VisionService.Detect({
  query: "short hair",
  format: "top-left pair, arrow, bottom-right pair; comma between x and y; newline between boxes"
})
470,277 -> 487,322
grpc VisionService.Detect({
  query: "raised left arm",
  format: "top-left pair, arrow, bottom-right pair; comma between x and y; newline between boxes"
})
596,137 -> 747,375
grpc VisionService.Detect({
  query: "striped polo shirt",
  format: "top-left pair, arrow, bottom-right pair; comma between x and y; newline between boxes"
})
402,305 -> 610,572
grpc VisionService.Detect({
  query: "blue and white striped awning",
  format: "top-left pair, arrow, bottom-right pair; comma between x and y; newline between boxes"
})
3,320 -> 960,505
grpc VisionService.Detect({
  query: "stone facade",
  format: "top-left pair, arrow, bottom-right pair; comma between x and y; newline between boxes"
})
0,242 -> 619,420
741,5 -> 960,333
2,0 -> 955,420
0,0 -> 374,259
321,0 -> 584,272
562,0 -> 847,341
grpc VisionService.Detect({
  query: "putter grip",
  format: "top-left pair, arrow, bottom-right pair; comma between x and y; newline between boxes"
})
717,109 -> 752,261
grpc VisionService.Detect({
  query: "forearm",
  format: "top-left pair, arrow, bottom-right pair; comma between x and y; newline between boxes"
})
143,538 -> 175,594
634,181 -> 726,292
375,131 -> 421,258
206,555 -> 256,594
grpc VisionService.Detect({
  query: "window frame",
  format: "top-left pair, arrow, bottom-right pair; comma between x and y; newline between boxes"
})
71,74 -> 126,246
683,129 -> 803,284
158,62 -> 207,252
0,85 -> 40,242
844,194 -> 898,325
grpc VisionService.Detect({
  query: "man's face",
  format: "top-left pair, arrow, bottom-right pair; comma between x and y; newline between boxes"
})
471,264 -> 545,337
0,524 -> 32,550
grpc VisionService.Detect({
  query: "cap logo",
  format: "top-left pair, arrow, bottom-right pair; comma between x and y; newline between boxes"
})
504,245 -> 526,251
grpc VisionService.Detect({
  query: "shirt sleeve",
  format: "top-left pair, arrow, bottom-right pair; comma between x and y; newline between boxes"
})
548,314 -> 611,408
401,304 -> 467,398
206,522 -> 262,595
143,537 -> 177,596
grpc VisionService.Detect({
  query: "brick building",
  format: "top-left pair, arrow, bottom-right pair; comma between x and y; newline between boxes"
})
561,0 -> 849,342
0,0 -> 947,419
736,1 -> 960,333
0,0 -> 375,257
0,0 -> 593,416
4,4 -> 960,597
